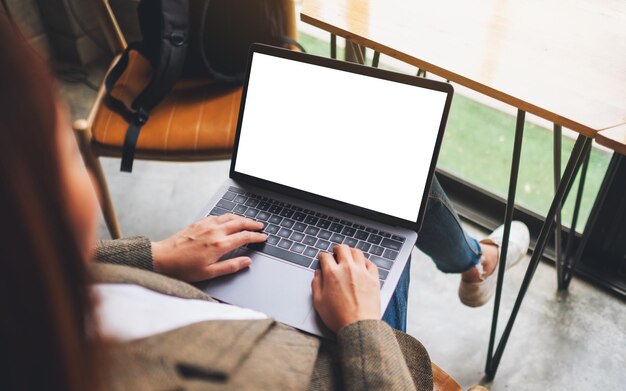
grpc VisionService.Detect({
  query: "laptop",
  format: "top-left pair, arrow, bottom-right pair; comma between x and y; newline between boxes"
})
195,44 -> 453,338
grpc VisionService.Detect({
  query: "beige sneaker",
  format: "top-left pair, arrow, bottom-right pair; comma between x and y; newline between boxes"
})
458,221 -> 530,307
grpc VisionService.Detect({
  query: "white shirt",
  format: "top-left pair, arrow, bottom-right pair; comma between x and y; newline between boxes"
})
94,283 -> 267,342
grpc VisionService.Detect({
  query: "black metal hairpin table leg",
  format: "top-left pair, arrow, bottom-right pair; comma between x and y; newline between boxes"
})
330,34 -> 337,59
485,135 -> 592,379
485,109 -> 526,377
560,141 -> 592,289
371,51 -> 380,68
553,124 -> 563,285
552,123 -> 592,290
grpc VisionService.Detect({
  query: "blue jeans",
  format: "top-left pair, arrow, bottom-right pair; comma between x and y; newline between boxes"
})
382,175 -> 482,331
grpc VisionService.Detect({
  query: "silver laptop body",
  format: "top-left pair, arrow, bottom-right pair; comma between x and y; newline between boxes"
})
196,44 -> 453,338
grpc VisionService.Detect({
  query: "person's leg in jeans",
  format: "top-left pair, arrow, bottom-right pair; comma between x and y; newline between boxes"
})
382,175 -> 499,331
416,176 -> 484,273
382,260 -> 411,330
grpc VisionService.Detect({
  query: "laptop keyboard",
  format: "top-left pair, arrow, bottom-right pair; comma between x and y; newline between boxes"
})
209,187 -> 406,286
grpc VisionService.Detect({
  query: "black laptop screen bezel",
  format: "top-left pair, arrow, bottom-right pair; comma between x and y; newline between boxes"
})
229,43 -> 453,234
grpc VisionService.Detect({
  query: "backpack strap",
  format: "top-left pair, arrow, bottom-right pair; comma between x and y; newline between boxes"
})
132,0 -> 189,113
104,0 -> 190,172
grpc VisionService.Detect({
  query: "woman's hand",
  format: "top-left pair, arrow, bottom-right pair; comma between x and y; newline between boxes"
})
151,214 -> 267,282
311,244 -> 381,333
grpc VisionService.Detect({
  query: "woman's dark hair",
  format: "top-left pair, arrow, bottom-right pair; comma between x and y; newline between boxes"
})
0,17 -> 100,391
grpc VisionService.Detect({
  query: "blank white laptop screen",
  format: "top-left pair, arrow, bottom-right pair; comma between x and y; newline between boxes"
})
234,52 -> 448,222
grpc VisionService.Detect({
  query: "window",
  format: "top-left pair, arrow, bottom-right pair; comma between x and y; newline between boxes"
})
297,30 -> 611,232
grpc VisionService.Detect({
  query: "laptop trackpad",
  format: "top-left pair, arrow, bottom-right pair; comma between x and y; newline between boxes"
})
196,249 -> 315,326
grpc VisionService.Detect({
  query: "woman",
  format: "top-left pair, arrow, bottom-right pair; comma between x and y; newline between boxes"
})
0,19 -> 433,391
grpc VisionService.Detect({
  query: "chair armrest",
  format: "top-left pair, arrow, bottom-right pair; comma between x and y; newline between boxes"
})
72,119 -> 96,163
72,119 -> 90,133
432,363 -> 463,391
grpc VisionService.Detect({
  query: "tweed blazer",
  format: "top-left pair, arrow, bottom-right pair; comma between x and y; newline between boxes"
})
93,237 -> 433,390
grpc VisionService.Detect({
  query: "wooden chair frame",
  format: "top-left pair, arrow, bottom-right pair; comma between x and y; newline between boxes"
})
72,0 -> 130,239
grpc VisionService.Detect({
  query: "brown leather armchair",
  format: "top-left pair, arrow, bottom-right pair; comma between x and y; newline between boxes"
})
74,0 -> 298,238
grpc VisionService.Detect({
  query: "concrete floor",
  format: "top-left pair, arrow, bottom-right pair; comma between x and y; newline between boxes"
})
61,63 -> 626,391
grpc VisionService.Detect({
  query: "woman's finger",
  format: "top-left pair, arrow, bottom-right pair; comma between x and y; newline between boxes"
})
311,269 -> 323,302
214,213 -> 240,224
198,213 -> 237,228
334,244 -> 353,264
349,247 -> 366,266
220,217 -> 264,235
318,251 -> 337,274
202,256 -> 252,280
218,230 -> 267,254
365,259 -> 379,279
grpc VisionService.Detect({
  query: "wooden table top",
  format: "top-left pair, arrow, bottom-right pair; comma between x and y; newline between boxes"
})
301,0 -> 626,138
596,124 -> 626,155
